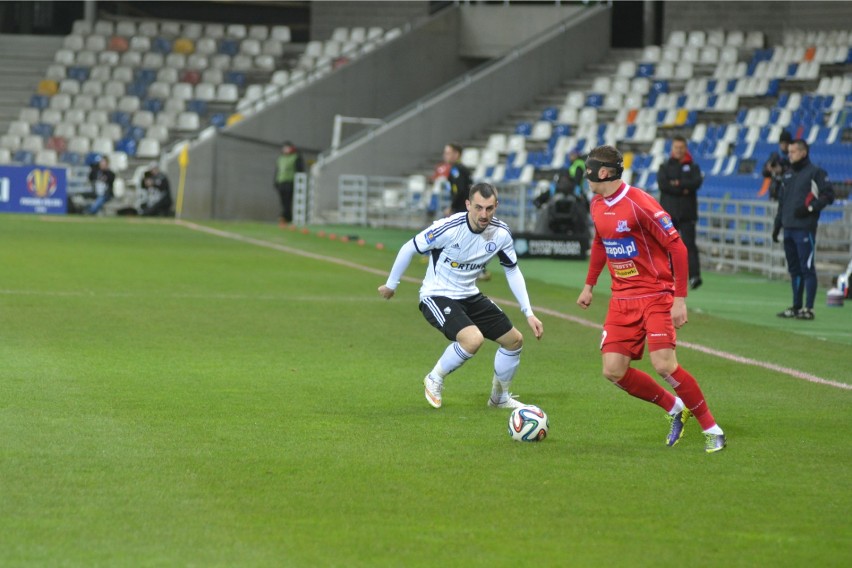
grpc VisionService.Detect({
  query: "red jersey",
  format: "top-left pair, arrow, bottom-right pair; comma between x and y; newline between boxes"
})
585,183 -> 689,299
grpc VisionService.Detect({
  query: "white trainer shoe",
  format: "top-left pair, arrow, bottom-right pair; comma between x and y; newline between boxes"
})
424,374 -> 443,408
487,394 -> 526,409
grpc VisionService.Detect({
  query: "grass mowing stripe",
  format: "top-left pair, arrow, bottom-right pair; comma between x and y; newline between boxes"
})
179,219 -> 852,392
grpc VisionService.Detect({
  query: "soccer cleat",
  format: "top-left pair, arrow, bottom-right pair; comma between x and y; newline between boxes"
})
776,307 -> 800,318
689,276 -> 703,290
665,408 -> 692,447
488,393 -> 526,409
795,308 -> 815,320
423,374 -> 443,409
704,432 -> 727,453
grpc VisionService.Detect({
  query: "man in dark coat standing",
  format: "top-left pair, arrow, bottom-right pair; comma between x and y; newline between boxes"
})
657,136 -> 704,290
772,139 -> 835,320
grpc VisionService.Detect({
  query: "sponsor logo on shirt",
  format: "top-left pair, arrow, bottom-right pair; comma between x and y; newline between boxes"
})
612,260 -> 639,278
425,230 -> 437,244
657,213 -> 674,231
444,258 -> 486,270
485,241 -> 497,253
602,237 -> 638,259
615,220 -> 630,232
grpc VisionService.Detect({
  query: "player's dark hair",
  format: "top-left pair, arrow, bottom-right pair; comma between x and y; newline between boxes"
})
447,142 -> 463,155
469,182 -> 497,200
672,135 -> 688,144
792,139 -> 809,152
587,145 -> 623,177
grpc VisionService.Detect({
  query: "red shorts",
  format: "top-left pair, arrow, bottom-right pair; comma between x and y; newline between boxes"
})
600,293 -> 676,360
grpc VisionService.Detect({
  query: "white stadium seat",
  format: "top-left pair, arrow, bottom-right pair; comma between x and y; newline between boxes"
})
176,112 -> 200,131
136,138 -> 161,159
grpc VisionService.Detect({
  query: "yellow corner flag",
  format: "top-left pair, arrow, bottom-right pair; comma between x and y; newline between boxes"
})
176,143 -> 189,218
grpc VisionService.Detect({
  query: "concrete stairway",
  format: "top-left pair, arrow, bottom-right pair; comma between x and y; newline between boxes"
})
0,34 -> 64,135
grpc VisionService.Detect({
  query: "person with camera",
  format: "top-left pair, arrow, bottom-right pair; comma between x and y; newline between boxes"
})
86,156 -> 116,215
762,130 -> 792,201
772,139 -> 835,320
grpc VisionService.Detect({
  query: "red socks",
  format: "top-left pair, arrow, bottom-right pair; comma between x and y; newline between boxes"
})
616,368 -> 676,412
664,365 -> 716,430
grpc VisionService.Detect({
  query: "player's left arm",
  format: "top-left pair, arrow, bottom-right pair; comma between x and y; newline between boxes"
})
503,264 -> 543,340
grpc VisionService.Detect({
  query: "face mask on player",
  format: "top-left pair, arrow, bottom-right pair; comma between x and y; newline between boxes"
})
585,157 -> 624,182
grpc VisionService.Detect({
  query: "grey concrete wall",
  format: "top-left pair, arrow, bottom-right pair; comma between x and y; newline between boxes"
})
171,7 -> 470,221
168,137 -> 215,219
313,6 -> 611,215
310,1 -> 431,42
663,1 -> 852,46
458,4 -> 584,58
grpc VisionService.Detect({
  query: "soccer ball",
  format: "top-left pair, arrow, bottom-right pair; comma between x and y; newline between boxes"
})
508,405 -> 549,442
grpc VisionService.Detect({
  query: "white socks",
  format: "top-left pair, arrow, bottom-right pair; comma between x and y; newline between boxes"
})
668,397 -> 685,416
431,342 -> 473,381
491,347 -> 522,403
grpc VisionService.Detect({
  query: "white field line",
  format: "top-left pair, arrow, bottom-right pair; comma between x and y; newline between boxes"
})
177,220 -> 852,391
0,289 -> 367,303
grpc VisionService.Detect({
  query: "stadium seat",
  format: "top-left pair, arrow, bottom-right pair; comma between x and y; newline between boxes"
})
227,24 -> 247,39
216,84 -> 239,102
160,21 -> 181,37
180,69 -> 202,85
40,109 -> 62,125
18,107 -> 40,124
134,138 -> 159,159
271,25 -> 291,43
100,123 -> 122,142
91,137 -> 113,155
262,39 -> 284,57
182,23 -> 203,40
67,136 -> 89,155
96,52 -> 118,66
176,112 -> 200,131
173,38 -> 195,55
8,121 -> 29,136
118,96 -> 140,113
194,83 -> 216,101
172,83 -> 194,100
87,109 -> 109,125
14,150 -> 34,164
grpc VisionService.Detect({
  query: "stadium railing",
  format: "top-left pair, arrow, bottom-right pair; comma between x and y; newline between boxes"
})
335,174 -> 538,231
697,197 -> 851,281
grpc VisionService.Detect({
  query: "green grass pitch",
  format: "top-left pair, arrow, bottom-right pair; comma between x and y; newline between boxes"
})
1,214 -> 850,566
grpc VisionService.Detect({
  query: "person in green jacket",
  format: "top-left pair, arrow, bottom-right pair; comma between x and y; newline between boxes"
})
274,141 -> 305,227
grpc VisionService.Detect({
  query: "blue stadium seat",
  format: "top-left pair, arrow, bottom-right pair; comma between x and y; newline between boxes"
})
31,123 -> 54,137
515,122 -> 532,136
30,95 -> 49,109
135,68 -> 158,84
218,39 -> 240,56
552,123 -> 570,138
186,99 -> 208,116
224,71 -> 246,87
14,150 -> 34,164
85,152 -> 102,165
67,66 -> 90,82
541,107 -> 559,122
125,125 -> 146,140
115,138 -> 137,157
60,152 -> 82,165
152,37 -> 172,54
210,113 -> 228,128
651,80 -> 668,93
585,94 -> 604,108
126,82 -> 148,98
637,63 -> 654,78
111,111 -> 131,127
142,98 -> 163,113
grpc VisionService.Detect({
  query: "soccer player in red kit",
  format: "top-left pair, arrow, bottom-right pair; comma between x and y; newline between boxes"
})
576,145 -> 726,453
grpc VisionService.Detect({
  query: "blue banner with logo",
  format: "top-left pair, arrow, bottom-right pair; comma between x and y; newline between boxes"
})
0,165 -> 67,215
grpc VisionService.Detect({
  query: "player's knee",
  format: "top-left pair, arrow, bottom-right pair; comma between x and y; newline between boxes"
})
503,329 -> 523,351
653,362 -> 677,377
601,363 -> 627,383
457,327 -> 485,354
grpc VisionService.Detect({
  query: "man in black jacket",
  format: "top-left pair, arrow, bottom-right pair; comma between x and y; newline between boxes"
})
87,156 -> 116,215
772,139 -> 835,320
657,136 -> 704,289
443,143 -> 473,216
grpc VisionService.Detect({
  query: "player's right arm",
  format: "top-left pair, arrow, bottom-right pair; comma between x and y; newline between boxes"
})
378,239 -> 419,300
577,232 -> 606,309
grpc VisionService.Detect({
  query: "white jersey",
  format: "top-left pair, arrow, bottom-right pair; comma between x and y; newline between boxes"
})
412,212 -> 517,301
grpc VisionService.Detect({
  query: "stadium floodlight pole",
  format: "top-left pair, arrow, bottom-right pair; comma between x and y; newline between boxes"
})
331,115 -> 384,155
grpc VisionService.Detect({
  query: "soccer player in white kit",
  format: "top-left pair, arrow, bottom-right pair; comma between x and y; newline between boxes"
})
378,183 -> 544,409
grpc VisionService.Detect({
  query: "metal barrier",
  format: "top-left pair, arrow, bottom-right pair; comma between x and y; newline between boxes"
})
334,174 -> 539,231
697,197 -> 851,281
293,172 -> 310,226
